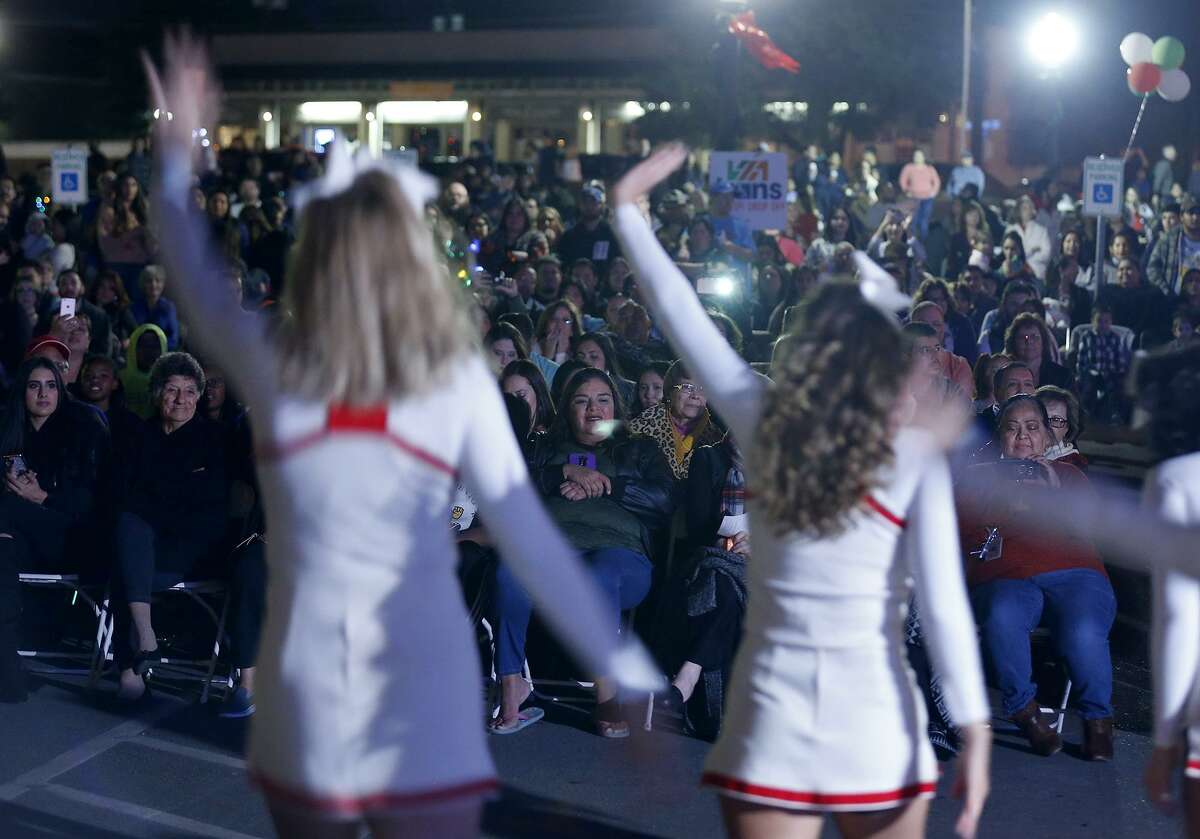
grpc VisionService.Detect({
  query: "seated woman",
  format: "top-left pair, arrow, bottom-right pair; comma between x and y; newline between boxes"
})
631,361 -> 669,419
0,358 -> 110,702
654,433 -> 748,740
1036,385 -> 1087,472
486,322 -> 559,388
500,359 -> 555,439
114,352 -> 229,700
1004,312 -> 1074,390
628,360 -> 723,482
489,369 -> 674,737
956,394 -> 1115,760
573,331 -> 636,407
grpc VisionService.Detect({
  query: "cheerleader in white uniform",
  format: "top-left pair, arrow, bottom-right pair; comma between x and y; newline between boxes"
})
1140,344 -> 1200,834
142,39 -> 657,839
610,146 -> 991,838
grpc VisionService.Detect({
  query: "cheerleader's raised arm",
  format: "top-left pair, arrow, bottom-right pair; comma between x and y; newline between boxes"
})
144,54 -> 276,413
609,146 -> 764,445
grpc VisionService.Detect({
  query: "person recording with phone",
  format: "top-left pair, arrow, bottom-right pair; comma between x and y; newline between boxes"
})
956,394 -> 1116,760
0,356 -> 111,702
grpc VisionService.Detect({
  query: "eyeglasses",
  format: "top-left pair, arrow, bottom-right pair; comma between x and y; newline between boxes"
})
675,383 -> 706,396
912,345 -> 941,356
1048,416 -> 1069,428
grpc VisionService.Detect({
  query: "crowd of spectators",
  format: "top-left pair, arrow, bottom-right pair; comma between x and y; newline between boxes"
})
0,133 -> 1194,763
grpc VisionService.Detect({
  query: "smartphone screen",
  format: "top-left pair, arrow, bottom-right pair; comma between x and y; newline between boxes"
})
59,298 -> 76,319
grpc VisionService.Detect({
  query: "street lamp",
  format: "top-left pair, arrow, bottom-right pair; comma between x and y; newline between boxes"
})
1027,11 -> 1079,70
1027,11 -> 1080,172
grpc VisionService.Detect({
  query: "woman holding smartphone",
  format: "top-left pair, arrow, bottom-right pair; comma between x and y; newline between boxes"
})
143,37 -> 657,839
0,356 -> 109,702
610,145 -> 990,839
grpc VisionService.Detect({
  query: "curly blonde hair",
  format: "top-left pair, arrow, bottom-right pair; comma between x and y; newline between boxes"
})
753,283 -> 908,537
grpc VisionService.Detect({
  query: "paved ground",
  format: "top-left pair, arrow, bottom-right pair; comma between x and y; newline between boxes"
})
0,671 -> 1181,838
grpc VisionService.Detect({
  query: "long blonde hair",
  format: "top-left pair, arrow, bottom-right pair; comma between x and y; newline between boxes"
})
276,169 -> 475,404
753,283 -> 908,537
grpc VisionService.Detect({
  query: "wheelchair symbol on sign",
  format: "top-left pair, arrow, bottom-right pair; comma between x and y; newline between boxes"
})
1092,183 -> 1113,204
60,173 -> 79,191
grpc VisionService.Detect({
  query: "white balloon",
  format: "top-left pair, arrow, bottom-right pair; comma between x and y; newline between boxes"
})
1158,68 -> 1192,102
1120,32 -> 1154,66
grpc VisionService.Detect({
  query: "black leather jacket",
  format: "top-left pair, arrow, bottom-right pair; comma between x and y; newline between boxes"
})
527,431 -> 675,554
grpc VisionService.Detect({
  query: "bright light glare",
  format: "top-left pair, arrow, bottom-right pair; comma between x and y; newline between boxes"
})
470,110 -> 482,122
298,100 -> 363,123
377,100 -> 468,124
715,277 -> 735,296
581,109 -> 594,122
1027,12 -> 1079,69
622,101 -> 646,120
261,111 -> 273,122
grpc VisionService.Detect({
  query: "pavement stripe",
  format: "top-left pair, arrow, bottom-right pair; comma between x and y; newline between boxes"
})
134,735 -> 248,770
39,783 -> 264,839
0,703 -> 176,801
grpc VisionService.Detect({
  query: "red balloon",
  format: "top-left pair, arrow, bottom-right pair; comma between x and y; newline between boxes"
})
1128,62 -> 1163,94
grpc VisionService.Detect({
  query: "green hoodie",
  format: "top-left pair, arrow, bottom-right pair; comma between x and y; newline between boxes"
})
121,323 -> 168,419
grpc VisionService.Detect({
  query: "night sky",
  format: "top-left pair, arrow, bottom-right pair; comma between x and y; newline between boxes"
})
2,0 -> 1197,166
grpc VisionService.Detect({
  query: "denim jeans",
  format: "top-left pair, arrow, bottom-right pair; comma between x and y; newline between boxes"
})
970,568 -> 1116,719
914,197 -> 934,239
491,547 -> 652,677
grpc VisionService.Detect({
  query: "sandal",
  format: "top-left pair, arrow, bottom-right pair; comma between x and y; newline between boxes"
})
488,706 -> 545,735
594,698 -> 630,739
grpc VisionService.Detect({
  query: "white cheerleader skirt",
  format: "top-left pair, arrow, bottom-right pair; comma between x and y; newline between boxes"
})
702,638 -> 937,812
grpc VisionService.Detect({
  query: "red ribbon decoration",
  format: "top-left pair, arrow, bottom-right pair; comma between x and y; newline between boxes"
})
728,10 -> 800,74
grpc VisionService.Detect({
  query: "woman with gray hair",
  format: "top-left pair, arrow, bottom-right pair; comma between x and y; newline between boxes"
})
113,351 -> 229,701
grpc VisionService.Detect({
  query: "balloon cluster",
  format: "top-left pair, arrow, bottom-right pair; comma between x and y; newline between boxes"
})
1121,33 -> 1190,101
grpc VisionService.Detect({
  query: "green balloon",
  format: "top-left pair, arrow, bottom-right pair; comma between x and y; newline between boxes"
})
1153,36 -> 1186,70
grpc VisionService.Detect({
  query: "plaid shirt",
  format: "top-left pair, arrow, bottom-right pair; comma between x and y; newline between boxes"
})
1077,329 -> 1129,378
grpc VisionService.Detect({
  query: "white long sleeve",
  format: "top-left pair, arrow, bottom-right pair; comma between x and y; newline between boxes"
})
458,358 -> 659,691
150,149 -> 277,409
1145,458 -> 1200,746
611,203 -> 764,445
903,439 -> 990,726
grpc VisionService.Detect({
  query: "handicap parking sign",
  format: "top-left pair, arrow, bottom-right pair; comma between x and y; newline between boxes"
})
51,148 -> 88,205
1082,157 -> 1123,219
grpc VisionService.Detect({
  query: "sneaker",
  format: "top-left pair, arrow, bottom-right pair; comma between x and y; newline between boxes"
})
219,686 -> 255,719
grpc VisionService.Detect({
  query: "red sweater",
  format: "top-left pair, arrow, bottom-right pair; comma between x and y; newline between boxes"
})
956,461 -> 1107,587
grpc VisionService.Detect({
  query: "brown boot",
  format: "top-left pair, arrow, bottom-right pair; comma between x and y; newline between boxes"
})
1082,717 -> 1114,761
1011,700 -> 1062,756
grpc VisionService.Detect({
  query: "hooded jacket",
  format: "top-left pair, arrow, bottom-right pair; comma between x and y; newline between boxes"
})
119,323 -> 167,419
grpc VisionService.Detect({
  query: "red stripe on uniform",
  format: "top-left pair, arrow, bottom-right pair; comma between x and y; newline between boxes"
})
327,404 -> 389,433
702,773 -> 935,806
250,771 -> 498,816
1188,760 -> 1200,772
255,403 -> 457,478
863,495 -> 907,529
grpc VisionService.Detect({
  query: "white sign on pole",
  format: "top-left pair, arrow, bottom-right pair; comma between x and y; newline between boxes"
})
51,149 -> 88,206
1082,156 -> 1124,218
708,151 -> 788,230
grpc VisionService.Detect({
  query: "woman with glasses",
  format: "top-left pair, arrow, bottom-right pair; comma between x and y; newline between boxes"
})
1036,385 -> 1087,473
628,360 -> 723,482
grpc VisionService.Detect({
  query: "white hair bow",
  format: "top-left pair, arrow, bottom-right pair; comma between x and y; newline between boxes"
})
851,251 -> 912,315
290,141 -> 438,216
